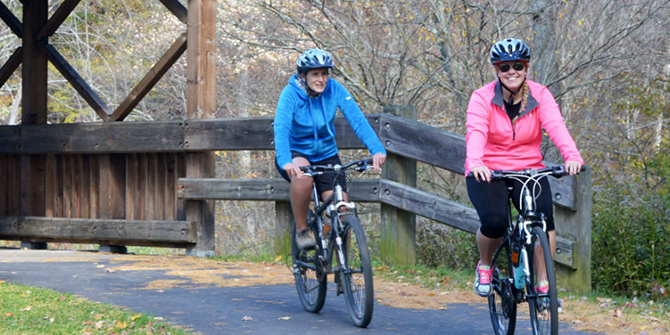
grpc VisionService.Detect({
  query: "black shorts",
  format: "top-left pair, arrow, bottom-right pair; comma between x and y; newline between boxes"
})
275,152 -> 347,198
466,176 -> 555,238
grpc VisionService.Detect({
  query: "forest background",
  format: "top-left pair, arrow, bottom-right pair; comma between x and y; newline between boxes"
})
0,0 -> 668,299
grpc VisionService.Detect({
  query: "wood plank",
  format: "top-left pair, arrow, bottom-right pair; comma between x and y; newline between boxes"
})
0,47 -> 22,88
39,0 -> 80,37
44,44 -> 112,120
183,117 -> 275,150
0,1 -> 22,37
165,153 -> 177,220
147,153 -> 156,220
0,155 -> 6,215
0,122 -> 186,154
158,0 -> 188,23
125,153 -> 138,220
0,216 -> 197,245
137,154 -> 147,220
22,0 -> 48,124
111,33 -> 187,121
81,155 -> 91,218
378,113 -> 466,174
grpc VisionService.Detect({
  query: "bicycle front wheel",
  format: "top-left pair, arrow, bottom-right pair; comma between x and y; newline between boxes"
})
338,214 -> 374,327
527,226 -> 559,335
488,238 -> 517,335
291,212 -> 327,313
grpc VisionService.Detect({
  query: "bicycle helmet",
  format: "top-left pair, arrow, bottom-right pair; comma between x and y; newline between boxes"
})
296,48 -> 334,74
490,38 -> 531,65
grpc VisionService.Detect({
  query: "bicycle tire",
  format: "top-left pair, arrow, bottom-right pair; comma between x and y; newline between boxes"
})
488,238 -> 517,335
527,226 -> 559,335
338,214 -> 374,327
291,211 -> 327,313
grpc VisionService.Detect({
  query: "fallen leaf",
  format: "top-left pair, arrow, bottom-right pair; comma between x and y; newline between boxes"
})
613,309 -> 623,318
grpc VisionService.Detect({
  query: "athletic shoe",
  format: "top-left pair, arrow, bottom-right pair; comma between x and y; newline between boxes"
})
296,229 -> 316,249
536,280 -> 549,294
474,261 -> 493,297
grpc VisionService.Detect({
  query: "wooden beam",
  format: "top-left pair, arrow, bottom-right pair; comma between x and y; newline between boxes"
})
0,122 -> 185,154
39,0 -> 81,37
44,44 -> 112,121
0,1 -> 22,37
22,0 -> 48,125
159,0 -> 188,24
0,216 -> 197,245
379,113 -> 466,175
111,33 -> 187,121
0,47 -> 22,89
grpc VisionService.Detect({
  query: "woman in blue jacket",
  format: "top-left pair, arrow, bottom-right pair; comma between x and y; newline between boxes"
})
274,48 -> 387,249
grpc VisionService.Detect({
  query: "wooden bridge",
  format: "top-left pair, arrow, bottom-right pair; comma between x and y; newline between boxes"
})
0,0 -> 592,291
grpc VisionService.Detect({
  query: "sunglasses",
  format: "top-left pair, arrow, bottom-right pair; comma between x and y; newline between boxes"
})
498,62 -> 526,73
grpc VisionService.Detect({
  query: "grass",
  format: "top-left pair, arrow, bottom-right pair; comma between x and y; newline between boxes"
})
0,281 -> 190,335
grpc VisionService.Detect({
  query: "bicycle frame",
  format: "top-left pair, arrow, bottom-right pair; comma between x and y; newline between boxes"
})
302,160 -> 371,276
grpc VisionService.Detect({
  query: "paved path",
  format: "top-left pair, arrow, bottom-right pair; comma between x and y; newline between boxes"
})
0,249 -> 601,334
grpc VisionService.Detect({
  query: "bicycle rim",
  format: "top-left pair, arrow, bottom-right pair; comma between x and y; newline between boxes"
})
489,240 -> 517,335
291,216 -> 327,313
339,214 -> 374,327
527,227 -> 559,335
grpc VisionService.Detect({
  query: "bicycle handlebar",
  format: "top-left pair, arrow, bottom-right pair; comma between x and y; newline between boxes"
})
300,158 -> 374,175
466,165 -> 584,179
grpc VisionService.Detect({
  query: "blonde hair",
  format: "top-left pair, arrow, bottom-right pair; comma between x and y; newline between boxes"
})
511,80 -> 529,124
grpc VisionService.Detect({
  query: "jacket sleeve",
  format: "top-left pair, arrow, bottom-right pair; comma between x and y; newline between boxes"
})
465,88 -> 490,174
536,87 -> 584,164
274,87 -> 296,168
335,81 -> 386,156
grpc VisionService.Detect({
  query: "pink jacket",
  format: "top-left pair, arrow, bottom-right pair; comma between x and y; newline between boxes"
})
465,80 -> 583,175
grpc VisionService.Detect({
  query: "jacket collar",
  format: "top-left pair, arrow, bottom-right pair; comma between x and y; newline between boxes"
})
492,80 -> 539,118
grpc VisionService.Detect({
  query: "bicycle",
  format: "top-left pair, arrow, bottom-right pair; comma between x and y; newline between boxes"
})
290,158 -> 375,328
471,165 -> 576,335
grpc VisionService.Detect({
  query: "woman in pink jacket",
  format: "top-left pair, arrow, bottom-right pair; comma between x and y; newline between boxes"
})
466,38 -> 584,297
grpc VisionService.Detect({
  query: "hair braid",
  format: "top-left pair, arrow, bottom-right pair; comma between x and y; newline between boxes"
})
520,80 -> 529,113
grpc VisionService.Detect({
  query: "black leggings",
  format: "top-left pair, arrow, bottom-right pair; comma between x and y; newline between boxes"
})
466,177 -> 555,239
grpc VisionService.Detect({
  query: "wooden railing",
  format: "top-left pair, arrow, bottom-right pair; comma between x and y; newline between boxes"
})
0,106 -> 592,290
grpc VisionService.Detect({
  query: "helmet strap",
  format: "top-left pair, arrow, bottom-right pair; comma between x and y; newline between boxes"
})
499,77 -> 526,104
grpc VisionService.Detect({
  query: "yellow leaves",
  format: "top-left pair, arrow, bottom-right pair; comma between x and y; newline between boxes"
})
115,320 -> 128,329
578,19 -> 584,26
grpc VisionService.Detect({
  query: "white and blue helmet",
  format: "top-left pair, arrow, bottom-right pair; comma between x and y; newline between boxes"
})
490,38 -> 531,65
296,48 -> 334,74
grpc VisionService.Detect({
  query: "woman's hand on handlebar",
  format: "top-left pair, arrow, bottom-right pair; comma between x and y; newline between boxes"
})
471,166 -> 491,183
565,160 -> 582,176
283,162 -> 305,180
372,153 -> 386,173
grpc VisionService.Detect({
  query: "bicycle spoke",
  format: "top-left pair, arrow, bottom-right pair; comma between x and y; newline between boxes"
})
488,241 -> 517,335
292,216 -> 327,313
527,227 -> 558,335
339,215 -> 373,328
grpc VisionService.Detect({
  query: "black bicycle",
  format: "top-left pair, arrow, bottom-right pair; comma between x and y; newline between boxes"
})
291,158 -> 375,328
477,165 -> 575,335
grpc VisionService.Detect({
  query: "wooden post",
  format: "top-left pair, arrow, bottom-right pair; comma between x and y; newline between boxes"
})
380,105 -> 418,265
19,1 -> 48,250
554,167 -> 592,292
185,0 -> 217,257
274,201 -> 293,257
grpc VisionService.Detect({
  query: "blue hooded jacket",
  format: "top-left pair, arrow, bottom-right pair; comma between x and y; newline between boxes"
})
274,74 -> 386,168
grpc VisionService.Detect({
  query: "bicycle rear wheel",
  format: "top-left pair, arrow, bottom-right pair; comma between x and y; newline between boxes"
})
527,226 -> 558,335
291,211 -> 327,313
488,237 -> 517,335
339,214 -> 374,327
